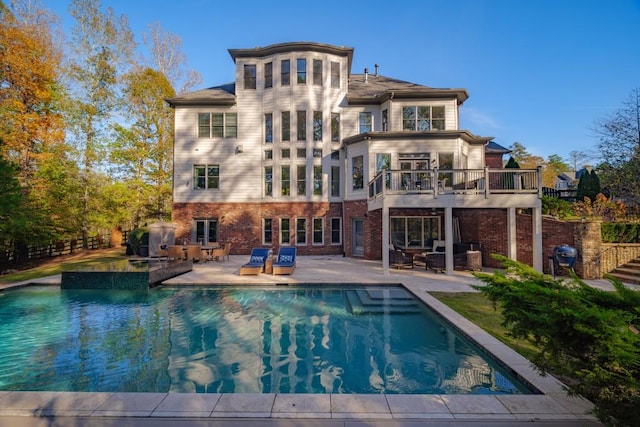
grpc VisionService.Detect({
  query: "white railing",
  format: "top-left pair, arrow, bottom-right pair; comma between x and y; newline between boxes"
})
368,167 -> 541,199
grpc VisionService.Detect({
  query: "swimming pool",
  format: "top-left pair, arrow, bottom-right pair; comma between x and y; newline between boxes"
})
0,285 -> 534,395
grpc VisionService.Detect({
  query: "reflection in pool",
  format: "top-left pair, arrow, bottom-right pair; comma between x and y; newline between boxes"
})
0,285 -> 535,394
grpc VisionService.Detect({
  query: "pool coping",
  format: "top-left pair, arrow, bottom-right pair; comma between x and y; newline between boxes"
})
0,261 -> 602,424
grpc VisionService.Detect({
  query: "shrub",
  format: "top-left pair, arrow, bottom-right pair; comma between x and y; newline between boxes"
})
473,256 -> 640,426
542,196 -> 574,219
127,226 -> 149,256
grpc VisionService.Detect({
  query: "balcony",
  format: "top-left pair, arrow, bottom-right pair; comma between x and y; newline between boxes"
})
367,167 -> 542,210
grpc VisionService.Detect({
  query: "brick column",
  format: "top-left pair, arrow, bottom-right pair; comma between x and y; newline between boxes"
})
574,220 -> 602,279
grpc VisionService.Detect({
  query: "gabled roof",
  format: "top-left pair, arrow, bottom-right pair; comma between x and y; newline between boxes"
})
347,74 -> 469,105
166,83 -> 236,107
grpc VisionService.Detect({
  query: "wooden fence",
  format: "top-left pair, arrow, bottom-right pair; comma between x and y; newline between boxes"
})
0,234 -> 109,271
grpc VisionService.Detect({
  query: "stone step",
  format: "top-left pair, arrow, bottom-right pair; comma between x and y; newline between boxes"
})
608,271 -> 640,286
346,290 -> 422,315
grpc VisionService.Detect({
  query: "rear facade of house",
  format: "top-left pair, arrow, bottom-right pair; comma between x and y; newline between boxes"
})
167,41 -> 544,273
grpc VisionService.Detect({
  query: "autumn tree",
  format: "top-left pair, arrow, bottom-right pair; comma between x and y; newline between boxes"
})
110,67 -> 175,226
65,0 -> 135,247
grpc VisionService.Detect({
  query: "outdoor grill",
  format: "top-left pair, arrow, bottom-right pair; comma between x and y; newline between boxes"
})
553,244 -> 578,268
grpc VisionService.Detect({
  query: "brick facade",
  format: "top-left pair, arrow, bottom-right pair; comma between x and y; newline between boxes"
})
172,202 -> 344,256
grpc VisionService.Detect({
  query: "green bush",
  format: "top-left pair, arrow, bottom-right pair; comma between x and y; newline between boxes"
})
602,223 -> 640,243
542,196 -> 574,219
473,256 -> 640,426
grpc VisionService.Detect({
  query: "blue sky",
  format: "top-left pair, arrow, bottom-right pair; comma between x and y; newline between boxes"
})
45,0 -> 639,164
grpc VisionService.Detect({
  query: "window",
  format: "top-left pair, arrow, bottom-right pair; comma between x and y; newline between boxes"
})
313,59 -> 322,85
264,62 -> 273,89
313,148 -> 322,158
330,150 -> 340,160
331,113 -> 340,141
297,110 -> 306,141
281,59 -> 290,86
402,106 -> 445,131
265,113 -> 273,143
330,61 -> 340,88
198,113 -> 237,138
330,217 -> 342,244
281,148 -> 290,159
359,112 -> 372,133
296,218 -> 307,245
264,166 -> 272,196
225,113 -> 237,137
313,218 -> 323,244
331,165 -> 340,197
297,165 -> 306,196
382,109 -> 388,131
280,218 -> 291,244
390,216 -> 440,249
296,58 -> 306,84
313,165 -> 322,195
263,218 -> 273,244
281,165 -> 290,196
281,111 -> 290,141
297,148 -> 306,158
264,149 -> 272,160
194,219 -> 217,244
352,155 -> 364,190
193,165 -> 219,189
313,111 -> 322,141
376,153 -> 391,189
244,64 -> 256,89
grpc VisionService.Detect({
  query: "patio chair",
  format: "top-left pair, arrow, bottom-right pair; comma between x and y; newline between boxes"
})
212,243 -> 231,262
167,245 -> 184,261
240,248 -> 270,275
272,246 -> 296,275
390,248 -> 414,269
185,245 -> 202,262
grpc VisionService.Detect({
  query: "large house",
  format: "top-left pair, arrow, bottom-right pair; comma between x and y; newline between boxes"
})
167,41 -> 543,274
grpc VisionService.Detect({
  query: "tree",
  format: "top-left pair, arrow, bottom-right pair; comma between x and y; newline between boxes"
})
568,149 -> 594,172
594,88 -> 640,203
474,257 -> 640,426
142,22 -> 202,94
65,0 -> 135,248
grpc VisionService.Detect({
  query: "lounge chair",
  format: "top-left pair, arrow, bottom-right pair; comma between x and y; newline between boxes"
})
240,248 -> 270,275
272,246 -> 296,275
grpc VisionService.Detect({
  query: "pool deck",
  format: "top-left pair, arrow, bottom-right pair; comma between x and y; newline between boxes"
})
0,254 -> 622,426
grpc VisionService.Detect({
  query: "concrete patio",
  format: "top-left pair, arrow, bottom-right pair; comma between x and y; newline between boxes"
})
0,255 -> 612,426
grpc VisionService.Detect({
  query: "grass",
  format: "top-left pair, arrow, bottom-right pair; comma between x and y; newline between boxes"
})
0,247 -> 128,284
429,291 -> 539,361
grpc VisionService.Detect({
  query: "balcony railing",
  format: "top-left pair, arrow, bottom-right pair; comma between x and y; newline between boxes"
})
368,167 -> 542,199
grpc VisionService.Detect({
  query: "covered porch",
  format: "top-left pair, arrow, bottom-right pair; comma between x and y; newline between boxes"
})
368,167 -> 544,275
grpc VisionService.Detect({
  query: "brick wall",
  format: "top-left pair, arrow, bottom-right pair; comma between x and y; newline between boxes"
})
172,202 -> 344,255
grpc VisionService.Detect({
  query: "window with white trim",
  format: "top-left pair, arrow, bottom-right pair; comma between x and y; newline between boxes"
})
313,165 -> 322,195
313,59 -> 322,85
330,61 -> 340,88
313,217 -> 323,244
331,113 -> 340,141
280,218 -> 291,244
264,166 -> 273,196
281,111 -> 290,142
281,165 -> 290,196
390,216 -> 440,249
193,165 -> 219,190
330,217 -> 342,245
265,113 -> 273,143
244,64 -> 256,89
297,165 -> 306,196
281,59 -> 290,85
264,62 -> 273,89
263,218 -> 273,244
194,219 -> 217,244
297,110 -> 306,141
359,112 -> 372,133
313,111 -> 322,141
198,113 -> 237,138
402,106 -> 445,131
296,218 -> 307,245
352,155 -> 364,190
297,58 -> 306,84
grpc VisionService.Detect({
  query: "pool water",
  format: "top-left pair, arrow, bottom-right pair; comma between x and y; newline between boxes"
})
0,285 -> 534,394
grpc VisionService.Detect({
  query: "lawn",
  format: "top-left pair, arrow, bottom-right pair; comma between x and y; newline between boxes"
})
0,247 -> 128,284
429,291 -> 539,361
